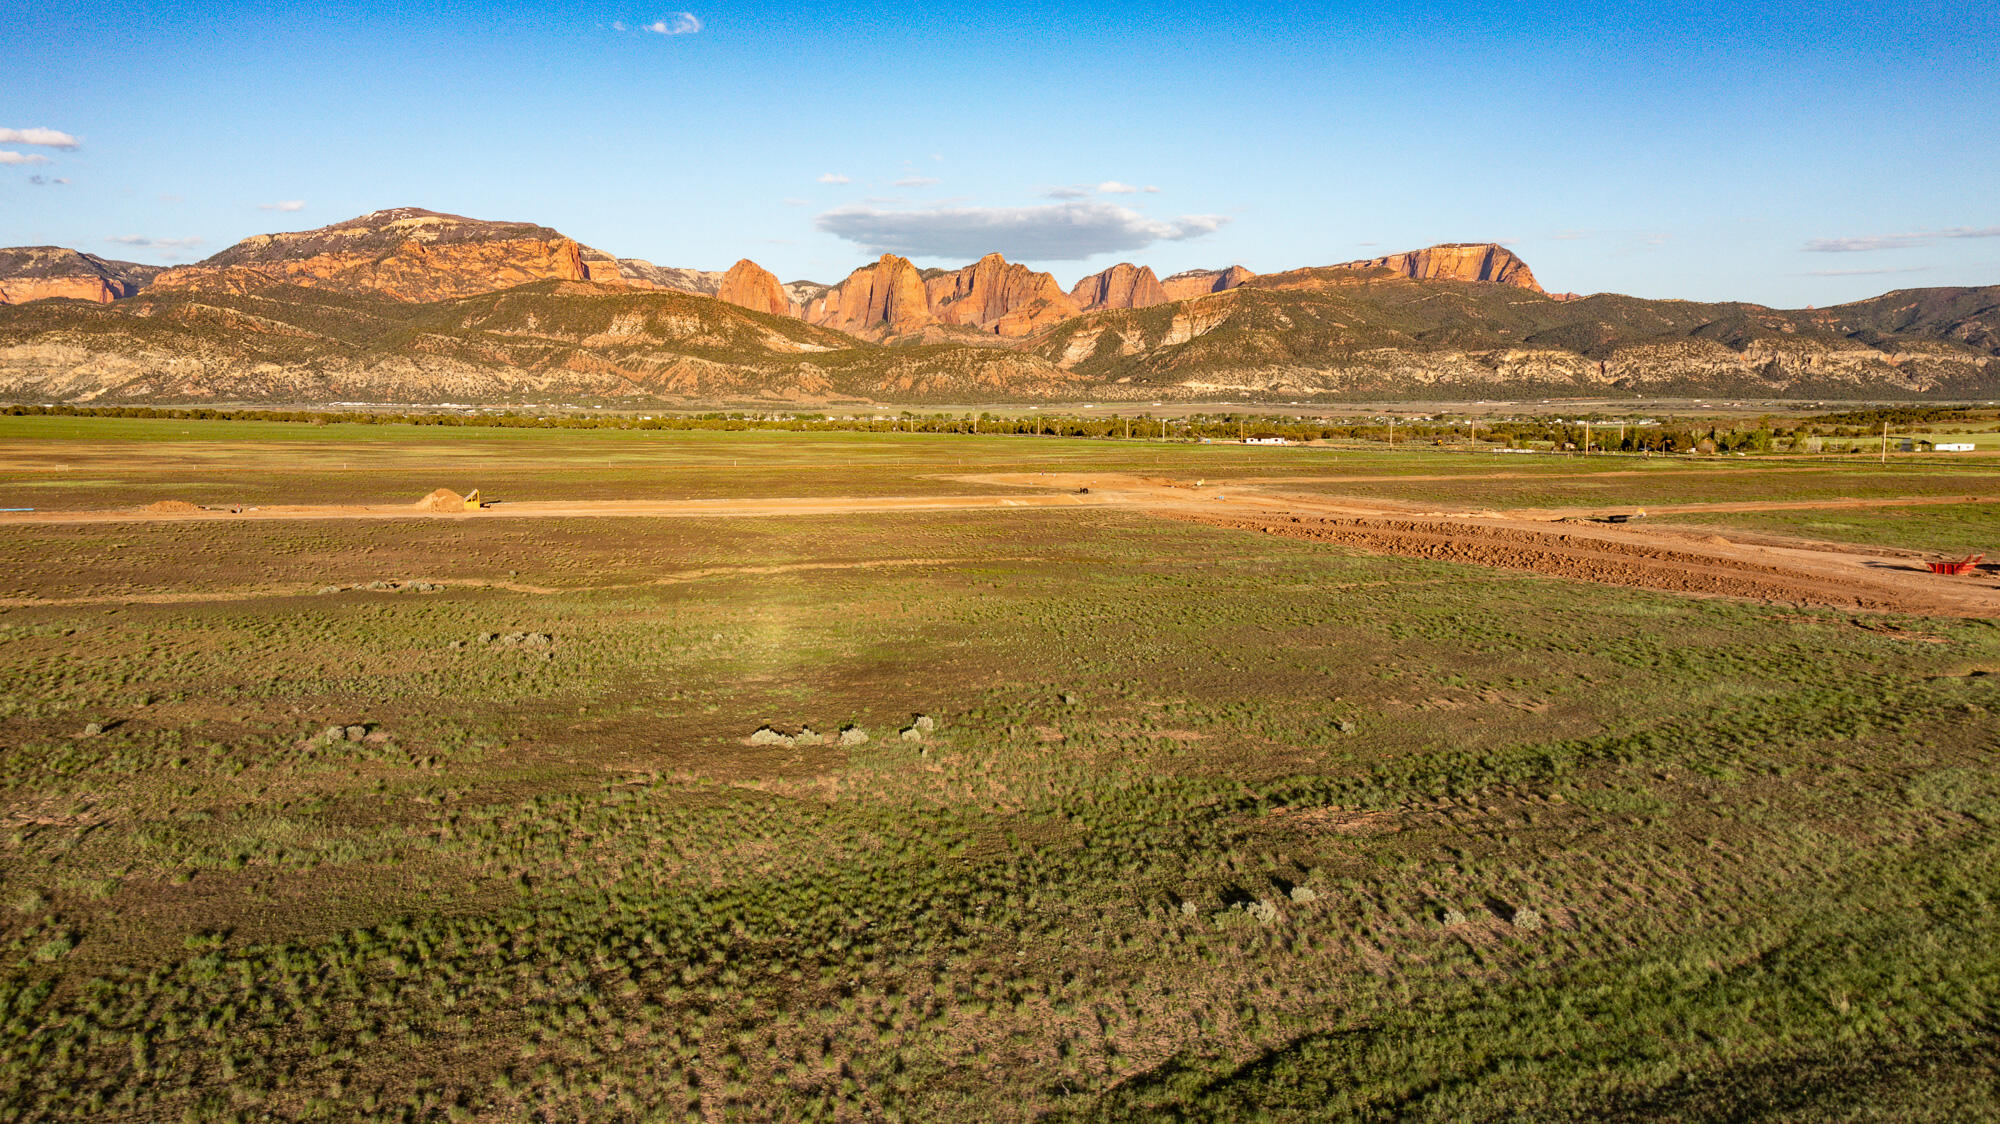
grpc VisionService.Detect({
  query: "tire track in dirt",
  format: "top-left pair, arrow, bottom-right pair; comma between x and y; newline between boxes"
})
1171,511 -> 1998,616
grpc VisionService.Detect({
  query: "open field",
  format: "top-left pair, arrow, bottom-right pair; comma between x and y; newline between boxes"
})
1,416 -> 1998,1121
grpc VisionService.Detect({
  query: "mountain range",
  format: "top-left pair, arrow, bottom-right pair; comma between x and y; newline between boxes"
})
0,207 -> 1993,404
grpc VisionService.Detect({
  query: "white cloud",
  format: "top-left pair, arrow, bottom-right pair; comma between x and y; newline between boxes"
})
27,175 -> 71,186
258,200 -> 307,212
1042,181 -> 1161,200
0,151 -> 50,165
894,176 -> 941,188
1805,227 -> 2000,252
642,13 -> 701,34
815,201 -> 1228,261
817,173 -> 851,184
108,235 -> 205,249
0,127 -> 79,149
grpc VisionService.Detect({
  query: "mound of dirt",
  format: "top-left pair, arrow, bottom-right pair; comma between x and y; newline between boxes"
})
141,500 -> 203,513
415,488 -> 464,512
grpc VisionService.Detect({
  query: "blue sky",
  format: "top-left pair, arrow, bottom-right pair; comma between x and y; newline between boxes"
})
5,0 -> 1996,305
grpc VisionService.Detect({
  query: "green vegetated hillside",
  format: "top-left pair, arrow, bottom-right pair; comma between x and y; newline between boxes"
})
1,273 -> 1995,404
1032,277 -> 2000,400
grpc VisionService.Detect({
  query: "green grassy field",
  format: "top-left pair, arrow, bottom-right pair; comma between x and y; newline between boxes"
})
1666,502 -> 2000,556
1,417 -> 1997,1121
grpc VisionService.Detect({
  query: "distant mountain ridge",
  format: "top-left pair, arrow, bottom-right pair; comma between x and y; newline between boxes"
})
147,208 -> 599,301
1,207 -> 1994,403
0,248 -> 162,305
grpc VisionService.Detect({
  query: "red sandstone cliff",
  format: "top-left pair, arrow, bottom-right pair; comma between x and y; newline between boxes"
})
0,248 -> 161,305
925,254 -> 1081,337
1334,243 -> 1541,292
716,259 -> 795,318
1069,263 -> 1168,311
1160,265 -> 1255,302
804,254 -> 932,336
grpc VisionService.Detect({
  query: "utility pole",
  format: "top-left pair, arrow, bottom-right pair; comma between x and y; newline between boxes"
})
1582,421 -> 1590,455
1388,416 -> 1394,447
1881,420 -> 1889,464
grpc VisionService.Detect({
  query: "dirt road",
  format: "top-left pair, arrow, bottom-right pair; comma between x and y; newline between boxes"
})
0,490 -> 1112,525
3,472 -> 1993,617
965,473 -> 2000,618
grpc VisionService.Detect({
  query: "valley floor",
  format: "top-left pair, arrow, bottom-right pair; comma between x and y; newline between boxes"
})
0,418 -> 1997,1120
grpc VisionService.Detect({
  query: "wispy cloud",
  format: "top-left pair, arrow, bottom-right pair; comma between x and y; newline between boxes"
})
258,200 -> 306,212
0,127 -> 79,149
1804,227 -> 2000,252
643,13 -> 701,34
1803,265 -> 1932,277
108,235 -> 205,249
815,201 -> 1227,261
894,176 -> 941,188
0,151 -> 50,166
1044,181 -> 1162,200
27,175 -> 71,186
817,172 -> 851,185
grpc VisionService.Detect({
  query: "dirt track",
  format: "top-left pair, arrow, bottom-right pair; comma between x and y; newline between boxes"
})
967,473 -> 2000,618
0,491 -> 1112,525
3,472 -> 1994,617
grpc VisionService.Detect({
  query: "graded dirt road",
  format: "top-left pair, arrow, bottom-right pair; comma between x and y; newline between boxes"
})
3,471 -> 1994,617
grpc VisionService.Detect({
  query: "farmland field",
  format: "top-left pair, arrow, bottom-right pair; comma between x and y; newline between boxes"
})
2,416 -> 1998,1121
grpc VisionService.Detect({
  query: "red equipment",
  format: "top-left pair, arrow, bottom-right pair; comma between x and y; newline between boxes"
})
1928,554 -> 1985,576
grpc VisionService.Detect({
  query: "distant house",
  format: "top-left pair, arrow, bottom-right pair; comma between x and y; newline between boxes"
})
1243,437 -> 1289,446
1937,442 -> 1977,452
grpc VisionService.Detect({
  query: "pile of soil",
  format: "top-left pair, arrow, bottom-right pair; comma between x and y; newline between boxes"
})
141,500 -> 203,514
415,488 -> 464,512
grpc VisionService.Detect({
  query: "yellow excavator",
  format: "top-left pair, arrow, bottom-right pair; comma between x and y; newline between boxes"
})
463,489 -> 488,510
